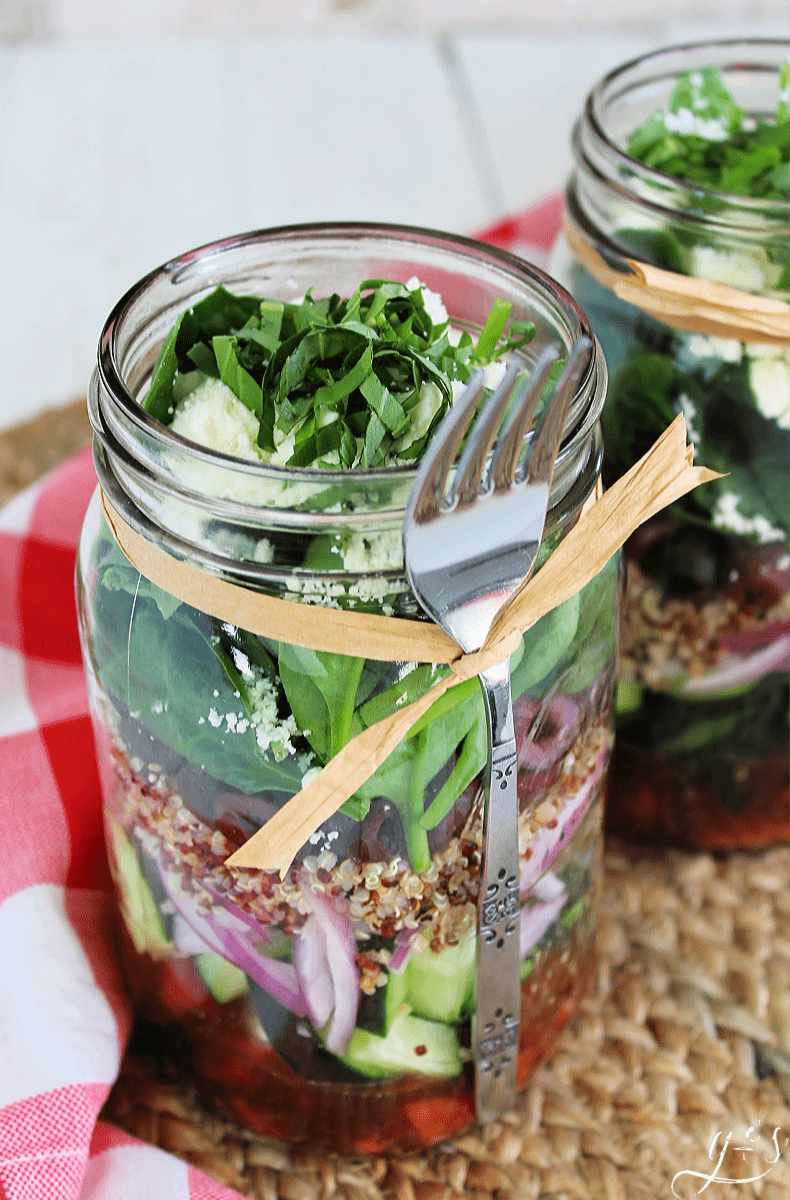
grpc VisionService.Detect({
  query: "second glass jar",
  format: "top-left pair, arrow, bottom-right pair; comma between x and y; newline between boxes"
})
555,40 -> 790,851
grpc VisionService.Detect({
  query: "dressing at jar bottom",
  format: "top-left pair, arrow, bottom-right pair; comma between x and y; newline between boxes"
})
116,896 -> 598,1153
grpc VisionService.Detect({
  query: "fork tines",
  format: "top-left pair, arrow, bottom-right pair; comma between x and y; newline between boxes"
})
409,336 -> 592,525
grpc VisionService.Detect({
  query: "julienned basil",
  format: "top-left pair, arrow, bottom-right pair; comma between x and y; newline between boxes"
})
626,62 -> 790,201
143,280 -> 537,470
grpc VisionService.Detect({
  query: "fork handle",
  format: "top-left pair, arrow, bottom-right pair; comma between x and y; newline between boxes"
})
474,657 -> 521,1124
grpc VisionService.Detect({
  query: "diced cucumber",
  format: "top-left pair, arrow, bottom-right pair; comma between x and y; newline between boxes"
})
106,814 -> 171,959
355,965 -> 410,1036
195,952 -> 248,1003
340,1011 -> 463,1079
405,938 -> 476,1024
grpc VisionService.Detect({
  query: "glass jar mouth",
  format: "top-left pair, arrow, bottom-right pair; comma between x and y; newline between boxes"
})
579,38 -> 790,225
91,221 -> 605,546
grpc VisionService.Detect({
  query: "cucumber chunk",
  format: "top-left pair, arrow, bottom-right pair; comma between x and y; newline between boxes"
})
106,814 -> 171,959
355,964 -> 409,1036
195,952 -> 248,1003
340,1011 -> 463,1079
405,938 -> 476,1024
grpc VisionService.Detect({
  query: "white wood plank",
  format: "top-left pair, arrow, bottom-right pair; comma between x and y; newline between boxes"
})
455,33 -> 654,220
0,36 -> 489,430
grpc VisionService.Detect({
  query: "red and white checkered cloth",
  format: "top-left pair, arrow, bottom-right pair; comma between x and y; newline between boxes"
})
0,201 -> 561,1199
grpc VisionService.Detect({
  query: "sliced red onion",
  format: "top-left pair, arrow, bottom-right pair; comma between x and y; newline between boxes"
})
171,912 -> 217,957
718,618 -> 790,655
518,694 -> 580,771
520,750 -> 606,895
157,860 -> 307,1014
520,872 -> 566,959
682,636 -> 790,696
531,871 -> 566,904
202,882 -> 273,943
389,927 -> 419,974
158,865 -> 233,957
294,914 -> 335,1030
300,884 -> 360,1055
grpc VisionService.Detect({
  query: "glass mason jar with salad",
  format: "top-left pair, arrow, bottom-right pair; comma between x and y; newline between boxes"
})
554,40 -> 790,850
76,223 -> 615,1153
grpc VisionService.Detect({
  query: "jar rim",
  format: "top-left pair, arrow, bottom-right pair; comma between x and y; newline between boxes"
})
581,37 -> 790,222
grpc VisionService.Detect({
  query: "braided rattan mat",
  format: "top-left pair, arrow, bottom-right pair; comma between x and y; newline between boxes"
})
100,840 -> 790,1200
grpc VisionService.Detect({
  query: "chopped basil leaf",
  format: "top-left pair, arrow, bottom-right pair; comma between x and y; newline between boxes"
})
626,63 -> 790,201
143,279 -> 537,470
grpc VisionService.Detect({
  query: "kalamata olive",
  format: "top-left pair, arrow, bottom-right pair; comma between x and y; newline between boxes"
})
426,782 -> 478,856
638,525 -> 730,597
357,798 -> 409,861
726,540 -> 790,609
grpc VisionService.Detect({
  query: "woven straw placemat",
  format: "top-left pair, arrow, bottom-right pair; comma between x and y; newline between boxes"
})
3,407 -> 788,1200
0,398 -> 93,506
101,843 -> 790,1200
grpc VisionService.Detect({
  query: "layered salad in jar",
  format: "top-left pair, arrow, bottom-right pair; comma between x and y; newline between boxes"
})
563,57 -> 789,848
78,274 -> 616,1151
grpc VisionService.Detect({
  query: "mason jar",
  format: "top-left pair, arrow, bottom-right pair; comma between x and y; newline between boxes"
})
76,223 -> 614,1153
554,40 -> 790,851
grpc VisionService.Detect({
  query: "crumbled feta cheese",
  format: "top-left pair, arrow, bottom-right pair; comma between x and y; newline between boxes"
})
689,245 -> 769,292
247,674 -> 299,759
712,491 -> 785,543
483,359 -> 507,389
677,393 -> 701,444
268,424 -> 301,466
748,350 -> 790,428
342,528 -> 403,574
685,333 -> 743,364
170,378 -> 262,461
405,276 -> 448,326
285,577 -> 346,608
662,108 -> 729,141
301,766 -> 323,789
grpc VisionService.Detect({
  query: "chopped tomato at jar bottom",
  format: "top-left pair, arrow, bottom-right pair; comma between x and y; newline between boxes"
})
606,744 -> 789,851
117,922 -> 596,1155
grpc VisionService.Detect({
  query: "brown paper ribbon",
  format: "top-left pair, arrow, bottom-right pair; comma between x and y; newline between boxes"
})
564,212 -> 790,345
101,416 -> 720,876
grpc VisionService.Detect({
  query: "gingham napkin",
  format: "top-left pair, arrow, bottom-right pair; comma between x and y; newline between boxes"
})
0,203 -> 559,1200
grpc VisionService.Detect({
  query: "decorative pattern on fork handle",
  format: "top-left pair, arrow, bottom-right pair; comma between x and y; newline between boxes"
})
475,658 -> 521,1123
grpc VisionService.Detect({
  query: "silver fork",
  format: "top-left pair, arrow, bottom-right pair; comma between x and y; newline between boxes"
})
402,336 -> 592,1123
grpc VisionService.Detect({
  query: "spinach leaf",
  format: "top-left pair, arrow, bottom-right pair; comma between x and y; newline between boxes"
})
278,644 -> 366,762
92,531 -> 304,795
